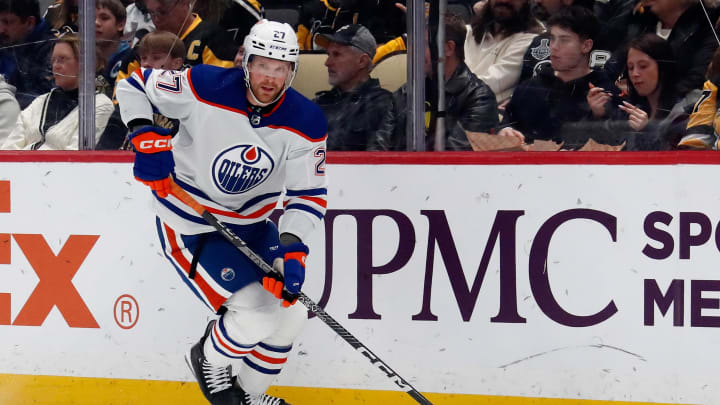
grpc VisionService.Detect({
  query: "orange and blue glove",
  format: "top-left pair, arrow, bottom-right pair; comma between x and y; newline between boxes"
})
264,241 -> 309,307
128,126 -> 174,197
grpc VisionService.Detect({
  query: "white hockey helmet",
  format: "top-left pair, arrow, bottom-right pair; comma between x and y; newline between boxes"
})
242,19 -> 300,106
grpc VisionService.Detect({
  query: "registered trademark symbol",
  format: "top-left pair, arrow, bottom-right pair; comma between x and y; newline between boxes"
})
114,294 -> 139,329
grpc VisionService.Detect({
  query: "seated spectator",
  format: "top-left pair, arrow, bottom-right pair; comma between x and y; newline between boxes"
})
312,24 -> 394,151
297,0 -> 406,51
372,13 -> 499,151
115,0 -> 239,86
44,0 -> 77,32
2,34 -> 114,150
216,0 -> 263,47
464,0 -> 543,104
521,0 -> 615,82
604,0 -> 719,98
96,0 -> 131,98
124,0 -> 155,47
0,74 -> 19,144
97,30 -> 185,150
680,47 -> 720,150
499,6 -> 618,150
0,0 -> 55,108
588,34 -> 698,150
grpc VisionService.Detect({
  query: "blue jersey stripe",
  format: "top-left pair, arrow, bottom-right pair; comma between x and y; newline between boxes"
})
285,203 -> 324,219
218,317 -> 256,348
237,192 -> 282,212
286,188 -> 327,197
155,195 -> 207,225
242,357 -> 281,375
174,177 -> 212,200
257,342 -> 292,353
126,76 -> 145,93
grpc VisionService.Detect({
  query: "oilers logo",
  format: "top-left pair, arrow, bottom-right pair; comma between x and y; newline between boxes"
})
212,144 -> 274,194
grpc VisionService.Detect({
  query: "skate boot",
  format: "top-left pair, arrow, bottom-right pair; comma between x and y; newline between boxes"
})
240,392 -> 292,405
186,320 -> 243,405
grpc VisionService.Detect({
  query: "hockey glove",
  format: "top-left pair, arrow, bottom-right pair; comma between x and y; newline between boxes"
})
264,241 -> 309,307
129,126 -> 174,198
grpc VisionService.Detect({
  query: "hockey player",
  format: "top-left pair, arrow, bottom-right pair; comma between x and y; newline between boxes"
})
115,19 -> 327,405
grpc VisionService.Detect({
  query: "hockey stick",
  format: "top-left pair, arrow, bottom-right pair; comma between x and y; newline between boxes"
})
167,179 -> 434,405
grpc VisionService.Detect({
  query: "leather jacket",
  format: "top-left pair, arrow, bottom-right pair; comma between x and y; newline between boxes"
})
313,77 -> 395,151
371,61 -> 498,151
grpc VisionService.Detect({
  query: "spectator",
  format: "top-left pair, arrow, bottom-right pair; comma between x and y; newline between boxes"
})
44,0 -> 77,32
521,0 -> 616,82
96,0 -> 131,98
124,0 -> 155,48
499,6 -> 618,150
0,74 -> 19,145
604,0 -> 719,98
97,30 -> 185,150
589,34 -> 698,150
464,0 -> 543,104
680,47 -> 720,150
297,0 -> 406,51
312,24 -> 394,151
0,0 -> 55,109
2,34 -> 114,150
216,0 -> 263,47
372,13 -> 499,151
115,0 -> 239,86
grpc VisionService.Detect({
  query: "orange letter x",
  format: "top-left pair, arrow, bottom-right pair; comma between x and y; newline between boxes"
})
12,234 -> 100,328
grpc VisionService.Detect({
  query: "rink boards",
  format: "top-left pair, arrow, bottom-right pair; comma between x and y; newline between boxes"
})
0,151 -> 718,405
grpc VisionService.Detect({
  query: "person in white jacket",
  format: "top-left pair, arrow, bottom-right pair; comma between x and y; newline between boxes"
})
0,74 -> 20,145
464,0 -> 543,105
2,33 -> 113,150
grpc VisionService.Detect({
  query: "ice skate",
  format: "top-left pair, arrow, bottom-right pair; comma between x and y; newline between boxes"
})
240,390 -> 292,405
186,320 -> 243,405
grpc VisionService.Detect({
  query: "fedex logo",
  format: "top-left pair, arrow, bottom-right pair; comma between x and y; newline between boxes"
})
0,181 -> 100,328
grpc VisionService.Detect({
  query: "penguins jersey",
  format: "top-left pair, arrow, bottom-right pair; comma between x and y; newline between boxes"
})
116,65 -> 328,240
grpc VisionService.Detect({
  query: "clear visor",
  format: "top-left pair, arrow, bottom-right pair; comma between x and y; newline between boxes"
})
246,58 -> 293,78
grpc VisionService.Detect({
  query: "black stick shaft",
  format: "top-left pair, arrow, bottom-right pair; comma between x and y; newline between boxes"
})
168,180 -> 433,404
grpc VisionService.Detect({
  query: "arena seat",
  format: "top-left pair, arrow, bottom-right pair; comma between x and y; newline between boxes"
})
293,51 -> 330,100
371,51 -> 406,92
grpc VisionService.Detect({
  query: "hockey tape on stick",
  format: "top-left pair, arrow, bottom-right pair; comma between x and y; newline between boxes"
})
167,178 -> 434,405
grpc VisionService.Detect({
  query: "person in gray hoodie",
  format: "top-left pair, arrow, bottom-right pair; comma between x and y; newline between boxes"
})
0,74 -> 20,145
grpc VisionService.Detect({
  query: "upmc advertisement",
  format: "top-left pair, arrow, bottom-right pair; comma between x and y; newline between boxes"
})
0,152 -> 718,405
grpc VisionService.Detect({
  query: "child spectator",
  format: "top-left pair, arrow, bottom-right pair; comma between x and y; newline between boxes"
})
96,30 -> 185,150
96,0 -> 131,98
2,34 -> 114,150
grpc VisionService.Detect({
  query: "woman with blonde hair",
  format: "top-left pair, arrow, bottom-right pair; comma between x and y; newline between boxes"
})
2,34 -> 114,150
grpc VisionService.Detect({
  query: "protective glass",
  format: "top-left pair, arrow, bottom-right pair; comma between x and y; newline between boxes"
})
246,58 -> 293,78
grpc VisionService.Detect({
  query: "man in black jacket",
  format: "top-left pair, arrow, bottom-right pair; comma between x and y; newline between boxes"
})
500,6 -> 620,149
371,12 -> 498,151
313,24 -> 395,151
604,0 -> 719,98
0,0 -> 54,109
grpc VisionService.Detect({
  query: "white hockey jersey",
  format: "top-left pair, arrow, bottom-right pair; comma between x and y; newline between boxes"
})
116,65 -> 328,240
